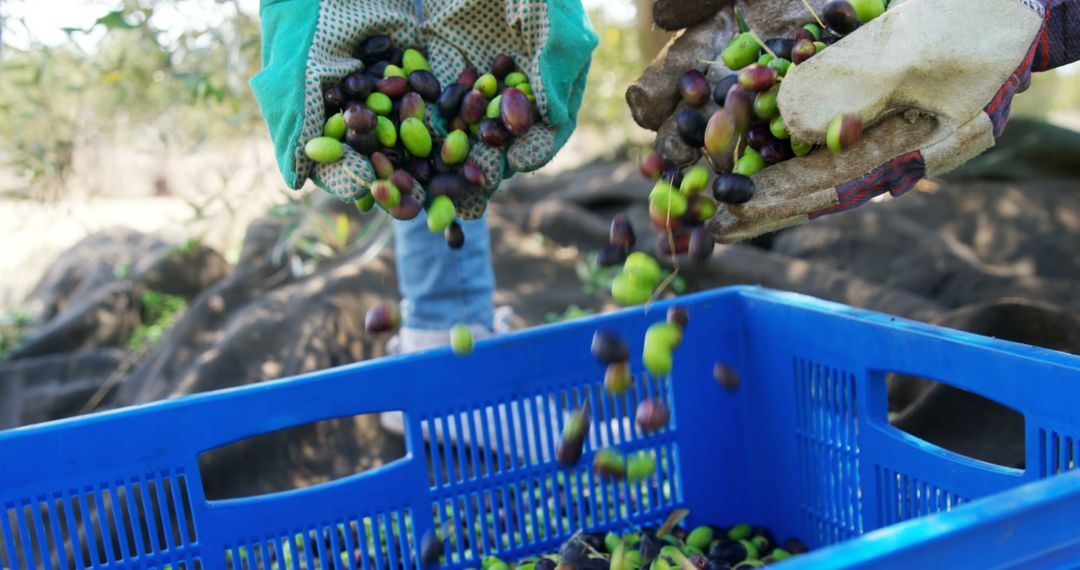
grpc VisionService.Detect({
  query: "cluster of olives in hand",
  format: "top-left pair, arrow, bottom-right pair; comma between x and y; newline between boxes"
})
649,0 -> 885,214
422,515 -> 811,569
306,35 -> 541,250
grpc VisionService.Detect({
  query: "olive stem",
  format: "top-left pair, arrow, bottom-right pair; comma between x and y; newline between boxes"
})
800,0 -> 828,30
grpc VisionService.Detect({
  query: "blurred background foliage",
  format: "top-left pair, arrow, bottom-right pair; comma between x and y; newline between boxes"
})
0,0 -> 1078,203
1,0 -> 263,201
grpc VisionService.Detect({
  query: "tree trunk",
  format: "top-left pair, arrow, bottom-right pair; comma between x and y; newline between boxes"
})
635,0 -> 671,62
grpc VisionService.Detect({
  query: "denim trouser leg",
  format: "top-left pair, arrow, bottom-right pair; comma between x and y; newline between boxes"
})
392,212 -> 495,331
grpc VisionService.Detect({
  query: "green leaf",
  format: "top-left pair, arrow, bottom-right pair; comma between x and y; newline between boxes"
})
736,9 -> 750,33
96,11 -> 136,30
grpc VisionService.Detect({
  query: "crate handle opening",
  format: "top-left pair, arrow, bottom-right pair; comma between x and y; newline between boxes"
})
884,372 -> 1026,470
197,411 -> 408,501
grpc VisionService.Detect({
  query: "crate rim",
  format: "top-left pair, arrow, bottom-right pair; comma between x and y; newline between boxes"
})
2,285 -> 1078,442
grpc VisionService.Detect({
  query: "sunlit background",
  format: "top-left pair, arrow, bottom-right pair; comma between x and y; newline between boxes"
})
1,0 -> 1078,307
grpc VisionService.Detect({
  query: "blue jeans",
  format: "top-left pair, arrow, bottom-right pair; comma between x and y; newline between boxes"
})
393,213 -> 495,331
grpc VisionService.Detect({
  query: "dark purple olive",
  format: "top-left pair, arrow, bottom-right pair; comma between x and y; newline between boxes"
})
761,140 -> 793,165
658,231 -> 691,256
389,170 -> 415,193
462,162 -> 487,187
714,362 -> 740,391
712,74 -> 740,106
765,38 -> 796,60
432,153 -> 456,174
365,303 -> 399,334
445,220 -> 465,249
388,47 -> 404,67
596,244 -> 628,267
668,306 -> 689,328
676,109 -> 707,148
399,92 -> 425,122
788,27 -> 816,42
639,151 -> 664,180
710,540 -> 749,565
534,559 -> 557,570
389,194 -> 421,221
477,119 -> 510,148
358,35 -> 393,64
324,84 -> 345,115
679,69 -> 710,106
429,174 -> 465,201
610,213 -> 636,250
460,90 -> 488,124
346,130 -> 380,154
792,39 -> 817,64
637,534 -> 662,563
437,83 -> 466,120
785,538 -> 809,554
344,101 -> 378,133
409,157 -> 434,183
381,146 -> 407,168
408,70 -> 441,102
592,329 -> 629,364
458,67 -> 479,88
419,528 -> 443,566
821,28 -> 842,44
365,60 -> 389,80
556,437 -> 585,467
712,174 -> 756,204
661,168 -> 684,188
635,398 -> 670,432
689,226 -> 715,262
824,0 -> 860,35
376,76 -> 408,98
499,88 -> 534,136
491,53 -> 516,79
342,73 -> 373,100
747,124 -> 773,150
725,86 -> 753,133
738,64 -> 776,92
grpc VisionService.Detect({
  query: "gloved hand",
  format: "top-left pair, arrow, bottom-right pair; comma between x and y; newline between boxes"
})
251,0 -> 598,220
711,0 -> 1080,242
251,0 -> 420,206
419,0 -> 598,218
626,0 -> 833,170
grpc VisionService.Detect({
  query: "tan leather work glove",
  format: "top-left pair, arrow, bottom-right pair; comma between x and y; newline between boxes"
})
627,0 -> 1078,243
712,0 -> 1079,242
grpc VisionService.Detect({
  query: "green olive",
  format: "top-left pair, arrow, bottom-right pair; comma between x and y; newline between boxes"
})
304,137 -> 344,163
324,112 -> 346,139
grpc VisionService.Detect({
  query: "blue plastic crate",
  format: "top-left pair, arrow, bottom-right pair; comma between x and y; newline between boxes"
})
2,286 -> 1080,570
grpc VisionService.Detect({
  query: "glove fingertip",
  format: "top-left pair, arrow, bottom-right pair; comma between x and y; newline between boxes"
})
506,124 -> 558,173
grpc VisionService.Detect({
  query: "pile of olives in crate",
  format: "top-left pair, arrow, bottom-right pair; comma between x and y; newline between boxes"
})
306,34 -> 542,250
421,510 -> 811,569
638,0 -> 887,239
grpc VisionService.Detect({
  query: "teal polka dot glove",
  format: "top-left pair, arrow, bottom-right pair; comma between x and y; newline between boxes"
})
251,0 -> 598,220
421,0 -> 599,218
